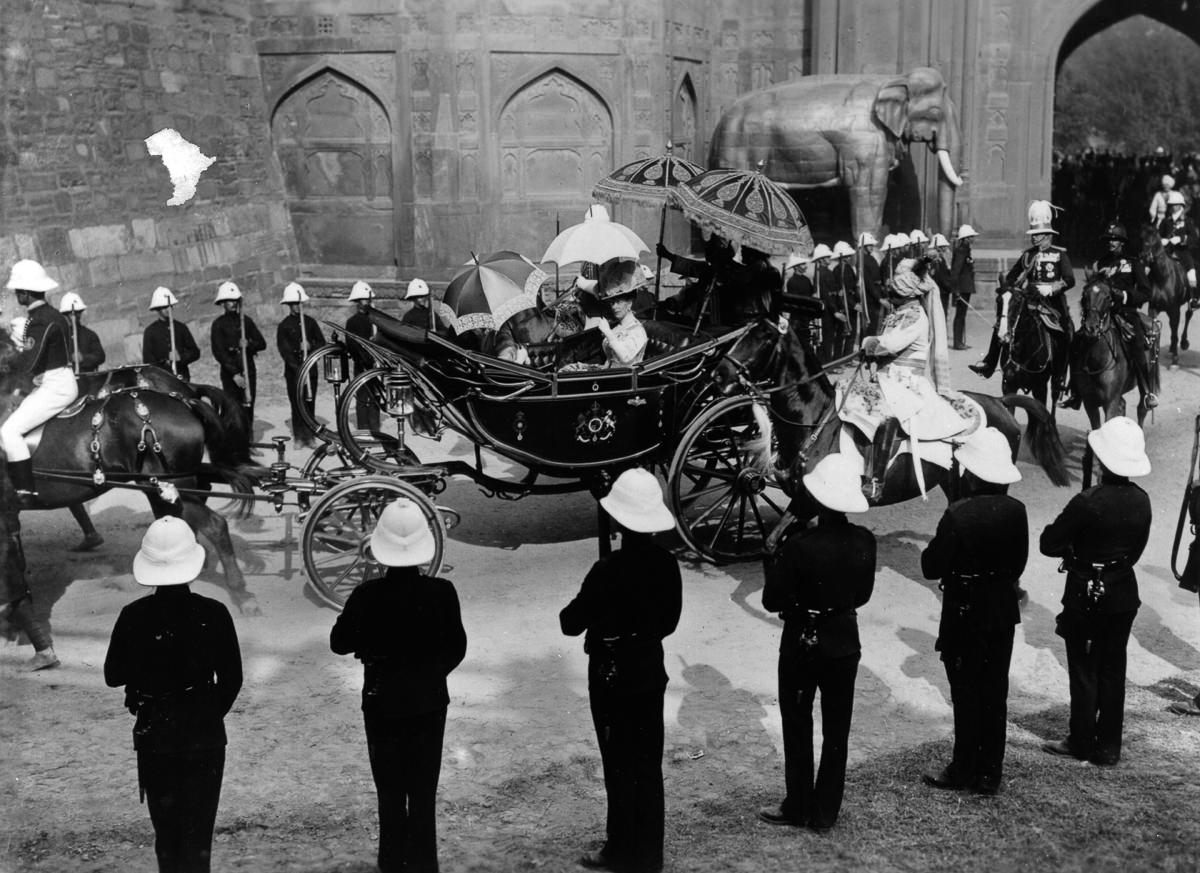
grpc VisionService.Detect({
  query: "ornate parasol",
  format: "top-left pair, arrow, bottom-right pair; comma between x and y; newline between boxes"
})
541,204 -> 650,268
437,250 -> 548,333
668,165 -> 813,256
592,143 -> 705,207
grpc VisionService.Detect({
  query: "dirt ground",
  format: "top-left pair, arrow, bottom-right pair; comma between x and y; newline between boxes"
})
4,315 -> 1200,872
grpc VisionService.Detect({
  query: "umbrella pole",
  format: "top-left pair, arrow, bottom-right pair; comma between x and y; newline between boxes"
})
555,212 -> 561,294
655,202 -> 666,305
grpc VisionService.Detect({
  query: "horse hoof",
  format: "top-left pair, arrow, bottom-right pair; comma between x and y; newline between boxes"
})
69,534 -> 104,552
1183,340 -> 1190,351
1170,361 -> 1180,370
237,596 -> 262,617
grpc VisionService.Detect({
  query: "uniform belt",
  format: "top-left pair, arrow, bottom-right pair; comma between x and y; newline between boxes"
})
1067,558 -> 1131,575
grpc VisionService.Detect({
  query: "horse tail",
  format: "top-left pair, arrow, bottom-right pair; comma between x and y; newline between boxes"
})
190,383 -> 252,462
1000,393 -> 1071,486
182,395 -> 266,515
748,399 -> 775,474
196,461 -> 264,517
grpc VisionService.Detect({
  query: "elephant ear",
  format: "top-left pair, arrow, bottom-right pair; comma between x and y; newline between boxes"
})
873,77 -> 909,140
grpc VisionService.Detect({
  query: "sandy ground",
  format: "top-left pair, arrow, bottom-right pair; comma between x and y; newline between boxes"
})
4,313 -> 1200,872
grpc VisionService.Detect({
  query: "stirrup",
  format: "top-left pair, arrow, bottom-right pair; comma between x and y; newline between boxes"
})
1144,393 -> 1159,409
861,477 -> 883,502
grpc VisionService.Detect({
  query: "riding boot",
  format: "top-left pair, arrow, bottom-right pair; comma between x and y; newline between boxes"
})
969,330 -> 1001,377
863,418 -> 901,502
1058,357 -> 1081,409
1131,349 -> 1158,409
6,459 -> 36,497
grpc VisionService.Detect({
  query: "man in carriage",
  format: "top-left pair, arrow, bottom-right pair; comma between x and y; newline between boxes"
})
1074,222 -> 1157,410
1158,189 -> 1199,308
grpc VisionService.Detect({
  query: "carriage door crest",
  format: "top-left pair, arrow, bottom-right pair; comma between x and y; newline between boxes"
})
575,401 -> 616,443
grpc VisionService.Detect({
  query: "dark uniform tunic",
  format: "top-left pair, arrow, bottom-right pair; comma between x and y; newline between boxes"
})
143,319 -> 201,382
276,313 -> 325,445
762,513 -> 876,829
724,254 -> 780,327
1040,475 -> 1152,763
921,494 -> 1028,784
1158,212 -> 1198,274
19,302 -> 72,374
104,587 -> 243,873
331,567 -> 467,873
346,308 -> 382,431
1005,244 -> 1076,384
1092,251 -> 1154,393
931,255 -> 954,319
69,323 -> 106,373
860,252 -> 885,335
210,311 -> 266,421
560,536 -> 682,871
950,243 -> 976,348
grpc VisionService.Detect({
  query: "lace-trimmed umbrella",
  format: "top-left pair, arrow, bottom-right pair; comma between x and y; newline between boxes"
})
541,204 -> 650,268
668,165 -> 813,257
436,251 -> 548,333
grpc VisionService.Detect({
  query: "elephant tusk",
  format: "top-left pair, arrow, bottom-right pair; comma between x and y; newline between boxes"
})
937,148 -> 963,187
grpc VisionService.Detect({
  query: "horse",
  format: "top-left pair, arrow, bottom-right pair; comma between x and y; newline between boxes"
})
0,348 -> 266,614
1001,283 -> 1067,415
1136,223 -> 1192,366
712,319 -> 1070,533
1072,276 -> 1153,427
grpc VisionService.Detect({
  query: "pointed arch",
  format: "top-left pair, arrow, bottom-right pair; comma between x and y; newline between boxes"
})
672,73 -> 699,162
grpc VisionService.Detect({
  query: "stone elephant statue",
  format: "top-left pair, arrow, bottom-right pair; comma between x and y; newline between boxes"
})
709,67 -> 964,242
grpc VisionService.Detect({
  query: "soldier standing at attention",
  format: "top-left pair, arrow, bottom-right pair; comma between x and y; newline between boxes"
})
210,281 -> 266,424
1040,416 -> 1152,767
331,499 -> 467,873
345,280 -> 381,431
276,282 -> 325,448
143,286 -> 201,382
857,232 -> 885,335
920,427 -> 1027,796
58,293 -> 106,373
561,469 -> 682,873
104,517 -> 243,873
758,453 -> 876,831
949,225 -> 978,351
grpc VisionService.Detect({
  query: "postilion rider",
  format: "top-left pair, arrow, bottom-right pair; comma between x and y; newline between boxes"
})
848,257 -> 964,500
1,259 -> 79,498
1073,222 -> 1157,410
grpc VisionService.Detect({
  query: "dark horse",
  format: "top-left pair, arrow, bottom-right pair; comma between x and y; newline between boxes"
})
1072,277 -> 1153,428
713,319 -> 1070,531
1001,282 -> 1068,415
1136,223 -> 1193,367
0,354 -> 264,614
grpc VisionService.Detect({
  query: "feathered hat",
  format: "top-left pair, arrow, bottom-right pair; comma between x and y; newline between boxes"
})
1025,200 -> 1060,236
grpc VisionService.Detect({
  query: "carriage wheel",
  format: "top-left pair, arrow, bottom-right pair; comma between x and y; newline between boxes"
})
301,476 -> 445,610
335,368 -> 422,474
293,344 -> 351,445
667,395 -> 787,564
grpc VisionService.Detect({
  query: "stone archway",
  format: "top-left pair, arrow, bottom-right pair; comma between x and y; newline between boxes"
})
271,69 -> 395,268
492,69 -> 614,257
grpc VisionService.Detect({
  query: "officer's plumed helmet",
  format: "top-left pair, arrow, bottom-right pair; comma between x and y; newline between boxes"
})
214,281 -> 242,303
149,286 -> 178,310
6,259 -> 58,294
1025,200 -> 1059,235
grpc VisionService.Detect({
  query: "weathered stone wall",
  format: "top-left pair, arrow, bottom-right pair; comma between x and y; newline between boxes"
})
0,0 -> 297,382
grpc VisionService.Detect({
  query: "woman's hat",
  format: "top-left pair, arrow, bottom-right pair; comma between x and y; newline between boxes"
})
280,281 -> 309,304
1087,416 -> 1151,478
369,498 -> 436,566
595,258 -> 646,301
802,453 -> 868,513
132,517 -> 206,587
956,224 -> 979,240
808,243 -> 833,262
149,286 -> 178,310
6,259 -> 58,293
347,280 -> 374,302
953,426 -> 1021,485
214,280 -> 242,303
600,468 -> 675,532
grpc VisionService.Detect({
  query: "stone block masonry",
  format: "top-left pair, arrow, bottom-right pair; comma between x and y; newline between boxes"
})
0,0 -> 299,399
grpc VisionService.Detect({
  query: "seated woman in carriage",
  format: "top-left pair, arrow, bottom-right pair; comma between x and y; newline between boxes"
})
582,258 -> 650,367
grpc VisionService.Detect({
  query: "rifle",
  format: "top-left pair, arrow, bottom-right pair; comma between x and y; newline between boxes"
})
68,310 -> 80,375
165,305 -> 179,376
298,298 -> 311,402
855,245 -> 869,343
238,302 -> 252,409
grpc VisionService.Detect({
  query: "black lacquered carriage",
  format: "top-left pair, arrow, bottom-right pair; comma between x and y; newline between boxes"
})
292,311 -> 786,608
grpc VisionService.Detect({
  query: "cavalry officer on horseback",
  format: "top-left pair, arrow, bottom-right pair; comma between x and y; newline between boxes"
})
1158,189 -> 1198,308
1,259 -> 78,498
1068,222 -> 1157,410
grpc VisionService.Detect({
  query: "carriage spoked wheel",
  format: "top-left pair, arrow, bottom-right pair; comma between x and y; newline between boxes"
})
334,368 -> 423,474
300,476 -> 445,610
293,343 -> 353,446
666,395 -> 787,564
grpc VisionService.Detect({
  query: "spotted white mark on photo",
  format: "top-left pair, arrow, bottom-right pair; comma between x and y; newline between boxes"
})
144,128 -> 216,206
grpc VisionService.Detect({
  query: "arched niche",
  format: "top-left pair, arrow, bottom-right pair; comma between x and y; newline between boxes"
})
271,68 -> 395,267
672,74 -> 698,162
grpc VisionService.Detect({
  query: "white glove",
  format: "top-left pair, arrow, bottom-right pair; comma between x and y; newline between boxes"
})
1172,236 -> 1183,246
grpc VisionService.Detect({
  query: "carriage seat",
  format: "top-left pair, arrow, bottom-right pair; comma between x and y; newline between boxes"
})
642,320 -> 699,359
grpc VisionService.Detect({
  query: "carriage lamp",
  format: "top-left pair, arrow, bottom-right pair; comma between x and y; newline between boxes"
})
384,371 -> 415,417
323,347 -> 349,384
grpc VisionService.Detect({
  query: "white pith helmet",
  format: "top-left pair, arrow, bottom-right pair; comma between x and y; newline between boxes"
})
280,281 -> 309,304
348,280 -> 374,302
893,232 -> 912,248
858,232 -> 878,247
405,278 -> 429,299
909,229 -> 930,245
6,259 -> 58,293
832,241 -> 856,259
956,224 -> 979,240
784,251 -> 806,273
58,292 -> 86,313
214,280 -> 242,303
930,233 -> 951,249
809,243 -> 833,262
1167,190 -> 1187,207
149,286 -> 178,310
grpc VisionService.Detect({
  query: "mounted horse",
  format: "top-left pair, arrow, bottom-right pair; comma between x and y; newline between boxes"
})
1072,275 -> 1156,428
1135,223 -> 1193,366
0,348 -> 265,614
712,318 -> 1070,534
1000,278 -> 1069,415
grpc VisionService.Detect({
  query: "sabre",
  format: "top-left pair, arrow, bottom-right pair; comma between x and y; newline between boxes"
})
238,301 -> 253,409
69,310 -> 80,375
166,304 -> 178,376
298,297 -> 312,402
